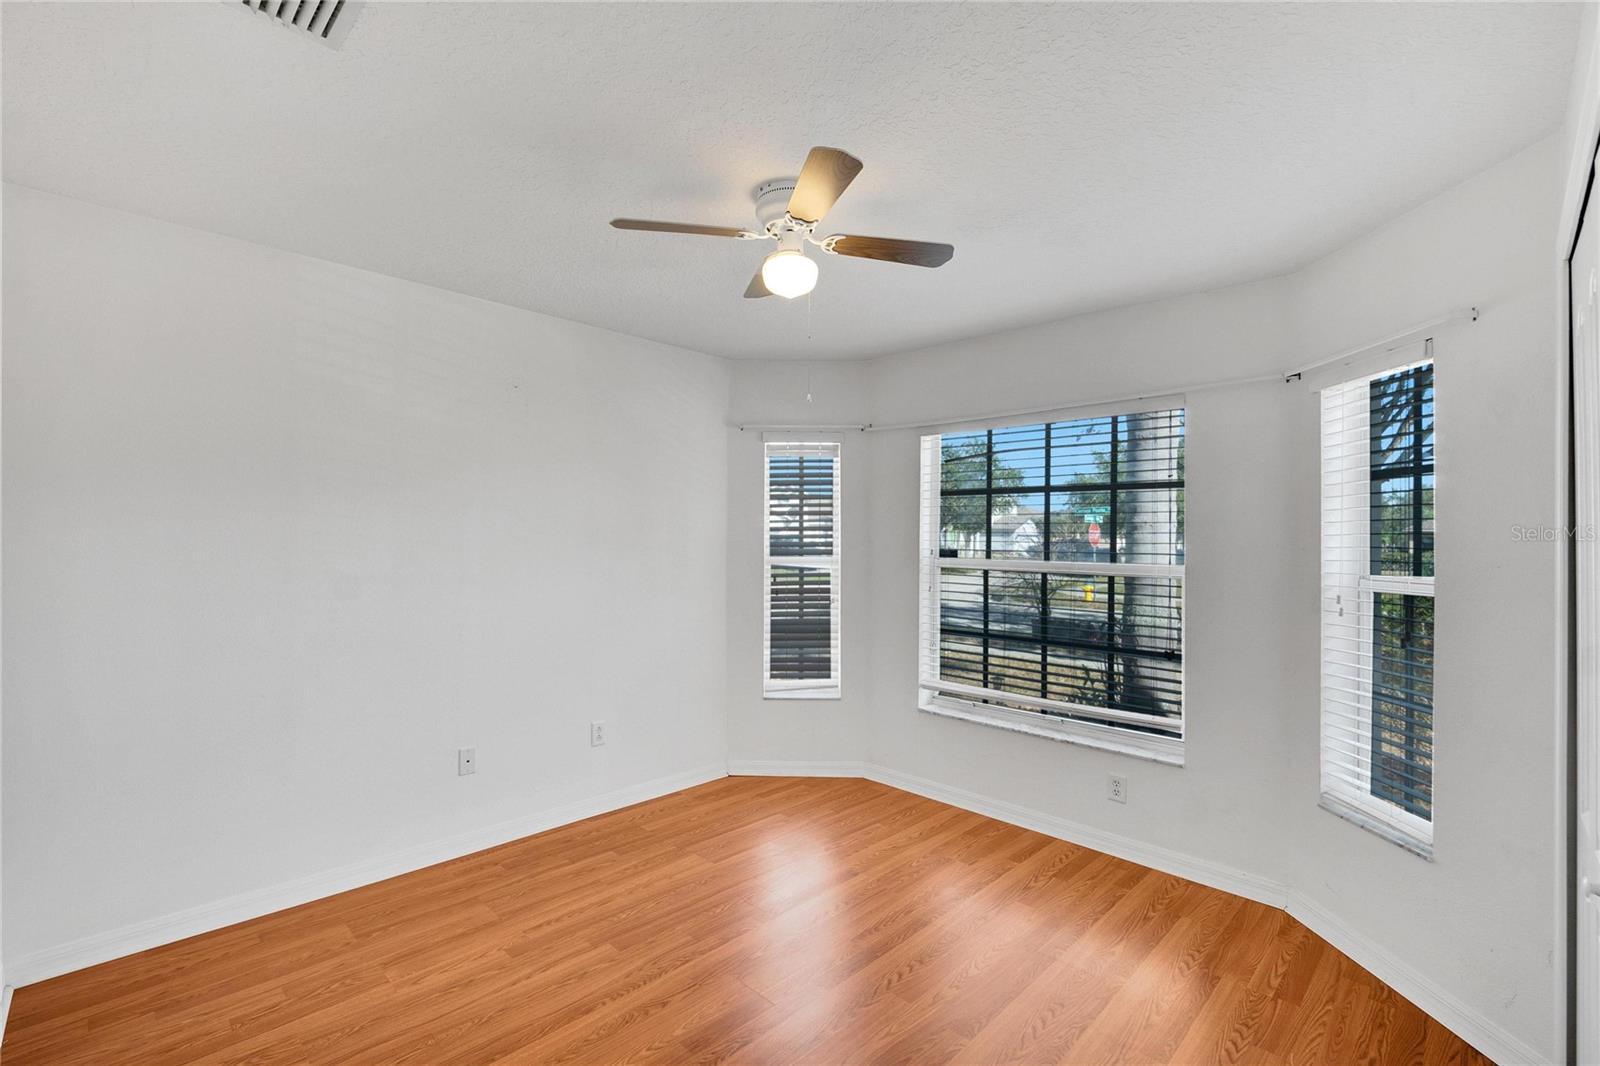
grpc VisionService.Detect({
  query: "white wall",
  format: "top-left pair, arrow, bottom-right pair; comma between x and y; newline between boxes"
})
725,137 -> 1562,1061
1286,137 -> 1562,1058
1560,1 -> 1600,255
854,275 -> 1307,892
0,184 -> 731,976
725,361 -> 872,770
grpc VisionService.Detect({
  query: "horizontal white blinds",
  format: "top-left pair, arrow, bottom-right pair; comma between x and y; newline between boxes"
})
918,407 -> 1185,738
1320,353 -> 1435,855
764,442 -> 841,698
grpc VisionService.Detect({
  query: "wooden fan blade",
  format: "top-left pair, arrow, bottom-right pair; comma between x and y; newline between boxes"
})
786,147 -> 863,225
830,235 -> 954,268
744,268 -> 772,299
610,219 -> 748,238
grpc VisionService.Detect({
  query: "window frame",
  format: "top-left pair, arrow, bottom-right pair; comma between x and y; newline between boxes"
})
1318,348 -> 1435,858
762,439 -> 842,700
916,403 -> 1186,765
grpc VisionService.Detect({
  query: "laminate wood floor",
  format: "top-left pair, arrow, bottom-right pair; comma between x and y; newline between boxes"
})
3,776 -> 1492,1065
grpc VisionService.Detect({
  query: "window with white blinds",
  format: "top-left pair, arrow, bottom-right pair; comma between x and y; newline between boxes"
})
1320,354 -> 1435,856
764,441 -> 841,699
918,407 -> 1185,761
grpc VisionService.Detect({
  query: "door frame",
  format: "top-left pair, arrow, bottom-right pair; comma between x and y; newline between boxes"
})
1572,153 -> 1596,1066
1566,49 -> 1600,1052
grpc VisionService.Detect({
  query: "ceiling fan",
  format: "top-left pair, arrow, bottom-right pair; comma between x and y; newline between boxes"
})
610,146 -> 954,300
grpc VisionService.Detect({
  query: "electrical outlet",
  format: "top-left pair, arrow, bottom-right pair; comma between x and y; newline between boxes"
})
590,721 -> 606,747
1107,773 -> 1127,804
458,747 -> 476,776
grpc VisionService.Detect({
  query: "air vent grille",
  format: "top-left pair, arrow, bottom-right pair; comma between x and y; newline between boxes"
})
238,0 -> 358,46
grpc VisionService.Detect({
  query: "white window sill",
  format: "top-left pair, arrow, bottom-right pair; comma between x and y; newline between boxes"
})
764,688 -> 841,701
920,695 -> 1184,766
1318,791 -> 1433,860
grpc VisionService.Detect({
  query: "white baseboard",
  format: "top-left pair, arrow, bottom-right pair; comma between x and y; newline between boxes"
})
5,763 -> 727,989
728,759 -> 867,777
1287,892 -> 1550,1066
861,764 -> 1290,909
1,983 -> 13,1045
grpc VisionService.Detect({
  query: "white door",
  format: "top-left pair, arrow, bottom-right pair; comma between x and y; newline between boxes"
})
1573,146 -> 1600,1066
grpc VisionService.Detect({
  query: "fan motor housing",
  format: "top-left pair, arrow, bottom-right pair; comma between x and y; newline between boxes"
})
753,178 -> 799,230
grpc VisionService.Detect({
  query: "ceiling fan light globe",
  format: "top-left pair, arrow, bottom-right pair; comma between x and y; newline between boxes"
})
761,250 -> 818,300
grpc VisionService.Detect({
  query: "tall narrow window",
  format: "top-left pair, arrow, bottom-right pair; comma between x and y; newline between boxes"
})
764,441 -> 841,698
1320,353 -> 1435,856
917,406 -> 1185,763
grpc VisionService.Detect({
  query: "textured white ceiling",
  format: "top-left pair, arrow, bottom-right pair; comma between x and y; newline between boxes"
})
1,2 -> 1580,360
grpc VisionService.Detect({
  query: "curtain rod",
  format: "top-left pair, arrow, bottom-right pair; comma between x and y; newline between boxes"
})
734,423 -> 867,432
734,305 -> 1478,434
1281,306 -> 1476,383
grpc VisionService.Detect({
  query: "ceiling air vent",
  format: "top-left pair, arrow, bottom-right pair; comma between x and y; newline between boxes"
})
237,0 -> 360,47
